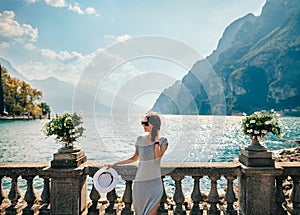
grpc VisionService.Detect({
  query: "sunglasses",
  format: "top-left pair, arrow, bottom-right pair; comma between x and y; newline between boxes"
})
141,121 -> 149,126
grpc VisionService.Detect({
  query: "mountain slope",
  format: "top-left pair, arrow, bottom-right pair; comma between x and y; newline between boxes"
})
152,0 -> 300,116
0,58 -> 28,81
30,77 -> 75,113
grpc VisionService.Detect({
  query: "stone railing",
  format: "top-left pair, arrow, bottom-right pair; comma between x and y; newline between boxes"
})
87,161 -> 241,215
0,158 -> 300,215
0,162 -> 50,214
275,162 -> 300,215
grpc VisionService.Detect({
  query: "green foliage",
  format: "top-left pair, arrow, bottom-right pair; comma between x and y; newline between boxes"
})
241,109 -> 283,141
1,65 -> 45,117
42,112 -> 85,145
40,102 -> 51,115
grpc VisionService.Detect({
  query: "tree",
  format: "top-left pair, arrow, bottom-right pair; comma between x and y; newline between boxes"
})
1,65 -> 47,118
0,64 -> 4,115
40,102 -> 51,116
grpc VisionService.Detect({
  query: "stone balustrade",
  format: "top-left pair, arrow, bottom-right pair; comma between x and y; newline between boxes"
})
0,162 -> 50,214
0,159 -> 300,215
87,161 -> 241,215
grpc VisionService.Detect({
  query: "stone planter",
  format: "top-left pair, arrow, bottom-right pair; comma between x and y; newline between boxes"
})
239,137 -> 274,167
51,144 -> 87,168
245,138 -> 267,152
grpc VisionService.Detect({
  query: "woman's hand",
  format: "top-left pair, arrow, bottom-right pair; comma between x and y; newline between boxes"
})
104,163 -> 115,169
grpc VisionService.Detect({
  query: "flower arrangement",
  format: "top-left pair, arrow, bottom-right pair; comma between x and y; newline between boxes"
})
42,112 -> 85,147
242,109 -> 282,141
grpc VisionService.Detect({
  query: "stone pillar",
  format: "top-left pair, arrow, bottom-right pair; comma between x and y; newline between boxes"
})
238,141 -> 282,215
44,145 -> 88,215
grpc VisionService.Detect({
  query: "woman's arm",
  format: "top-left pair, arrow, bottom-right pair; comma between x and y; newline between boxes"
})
105,152 -> 139,168
154,140 -> 168,161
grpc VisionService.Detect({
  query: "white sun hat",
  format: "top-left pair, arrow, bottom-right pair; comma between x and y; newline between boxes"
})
93,167 -> 120,193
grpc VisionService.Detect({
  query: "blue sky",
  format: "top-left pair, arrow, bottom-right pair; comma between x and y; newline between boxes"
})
0,0 -> 266,86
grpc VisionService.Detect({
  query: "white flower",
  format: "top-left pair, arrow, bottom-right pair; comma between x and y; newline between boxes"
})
265,121 -> 270,125
250,120 -> 256,124
254,130 -> 260,134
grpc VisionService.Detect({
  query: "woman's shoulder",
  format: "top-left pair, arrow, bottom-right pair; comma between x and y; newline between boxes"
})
159,137 -> 168,145
136,136 -> 145,145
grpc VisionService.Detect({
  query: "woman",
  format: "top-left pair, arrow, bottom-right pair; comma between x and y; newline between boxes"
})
105,112 -> 168,215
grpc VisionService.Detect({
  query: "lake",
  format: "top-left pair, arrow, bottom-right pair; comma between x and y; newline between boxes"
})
0,114 -> 299,194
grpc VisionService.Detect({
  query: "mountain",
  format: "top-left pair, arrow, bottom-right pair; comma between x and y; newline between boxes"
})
0,58 -> 28,81
0,58 -> 73,113
152,0 -> 300,116
30,77 -> 75,114
0,58 -> 147,114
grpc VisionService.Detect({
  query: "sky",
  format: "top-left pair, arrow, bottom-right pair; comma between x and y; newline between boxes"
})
0,0 -> 266,110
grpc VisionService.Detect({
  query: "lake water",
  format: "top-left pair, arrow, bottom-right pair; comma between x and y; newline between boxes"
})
0,114 -> 299,195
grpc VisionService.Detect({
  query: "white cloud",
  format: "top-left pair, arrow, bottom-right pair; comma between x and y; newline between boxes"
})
44,0 -> 66,7
68,3 -> 84,15
117,34 -> 131,42
0,11 -> 38,44
40,49 -> 57,59
15,49 -> 98,83
0,42 -> 10,48
40,48 -> 83,62
22,0 -> 99,16
68,4 -> 99,16
85,7 -> 100,16
104,34 -> 131,43
16,61 -> 54,80
23,43 -> 36,50
57,50 -> 83,61
24,0 -> 38,3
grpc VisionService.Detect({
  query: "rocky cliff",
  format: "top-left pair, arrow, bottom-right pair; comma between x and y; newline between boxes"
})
152,0 -> 300,116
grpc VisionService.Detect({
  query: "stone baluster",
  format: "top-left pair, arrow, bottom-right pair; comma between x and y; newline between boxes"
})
121,180 -> 133,215
208,175 -> 220,215
158,176 -> 168,215
6,175 -> 22,214
0,175 -> 5,205
190,176 -> 203,215
88,184 -> 100,215
225,175 -> 237,215
105,189 -> 118,214
39,176 -> 50,215
22,175 -> 37,215
275,176 -> 287,215
291,175 -> 300,214
171,175 -> 186,215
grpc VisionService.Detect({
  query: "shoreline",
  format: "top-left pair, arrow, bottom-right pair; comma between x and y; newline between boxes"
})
274,146 -> 300,162
0,115 -> 34,120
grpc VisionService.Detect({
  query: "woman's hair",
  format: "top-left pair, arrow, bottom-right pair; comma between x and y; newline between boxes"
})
145,112 -> 161,142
